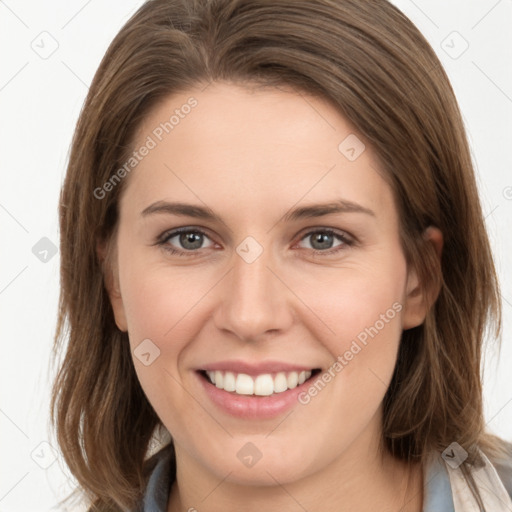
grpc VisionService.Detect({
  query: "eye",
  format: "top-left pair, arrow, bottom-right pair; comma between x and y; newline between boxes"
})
296,229 -> 354,255
157,227 -> 215,256
155,226 -> 355,258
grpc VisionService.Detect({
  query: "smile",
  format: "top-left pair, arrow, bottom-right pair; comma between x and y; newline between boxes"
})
201,369 -> 320,396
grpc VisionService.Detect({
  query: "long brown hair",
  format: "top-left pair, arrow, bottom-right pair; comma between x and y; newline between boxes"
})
50,0 -> 509,510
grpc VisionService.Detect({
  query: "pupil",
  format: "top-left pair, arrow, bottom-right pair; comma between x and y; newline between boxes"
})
312,233 -> 332,250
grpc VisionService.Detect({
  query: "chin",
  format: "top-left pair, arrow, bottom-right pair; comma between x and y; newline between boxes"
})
198,440 -> 319,486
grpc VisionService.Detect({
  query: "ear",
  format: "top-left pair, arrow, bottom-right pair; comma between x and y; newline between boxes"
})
96,238 -> 128,332
401,226 -> 443,330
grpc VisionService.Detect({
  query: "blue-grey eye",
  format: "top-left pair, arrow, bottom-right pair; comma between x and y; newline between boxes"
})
162,229 -> 214,252
298,230 -> 350,251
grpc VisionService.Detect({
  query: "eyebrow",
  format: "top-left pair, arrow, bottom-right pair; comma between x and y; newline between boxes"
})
282,200 -> 375,222
141,199 -> 375,222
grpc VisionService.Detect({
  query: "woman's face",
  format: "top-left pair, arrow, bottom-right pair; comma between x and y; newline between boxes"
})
106,81 -> 432,486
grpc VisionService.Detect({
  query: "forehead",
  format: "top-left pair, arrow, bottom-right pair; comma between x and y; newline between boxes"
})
120,82 -> 394,225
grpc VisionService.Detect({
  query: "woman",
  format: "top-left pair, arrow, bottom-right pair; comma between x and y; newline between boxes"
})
50,0 -> 512,510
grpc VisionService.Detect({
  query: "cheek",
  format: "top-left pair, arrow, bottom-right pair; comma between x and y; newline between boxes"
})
117,257 -> 219,408
308,288 -> 404,404
293,281 -> 405,457
294,251 -> 407,406
291,254 -> 407,358
118,263 -> 206,434
118,250 -> 211,345
326,282 -> 405,357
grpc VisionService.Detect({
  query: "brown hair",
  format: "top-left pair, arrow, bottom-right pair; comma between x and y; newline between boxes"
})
50,0 -> 509,510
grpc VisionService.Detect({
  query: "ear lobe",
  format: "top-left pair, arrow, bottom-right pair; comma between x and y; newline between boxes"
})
401,226 -> 443,330
96,238 -> 128,332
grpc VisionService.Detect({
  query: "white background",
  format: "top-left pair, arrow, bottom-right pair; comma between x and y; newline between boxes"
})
1,0 -> 511,510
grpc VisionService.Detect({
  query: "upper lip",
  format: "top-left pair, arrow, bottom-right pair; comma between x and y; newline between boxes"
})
199,360 -> 320,376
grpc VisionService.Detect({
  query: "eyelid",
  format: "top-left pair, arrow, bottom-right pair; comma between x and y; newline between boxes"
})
156,226 -> 213,243
294,226 -> 355,244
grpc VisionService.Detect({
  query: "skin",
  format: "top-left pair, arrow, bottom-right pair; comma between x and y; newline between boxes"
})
102,81 -> 443,512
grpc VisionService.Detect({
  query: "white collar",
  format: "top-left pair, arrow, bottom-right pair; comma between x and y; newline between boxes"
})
440,448 -> 512,511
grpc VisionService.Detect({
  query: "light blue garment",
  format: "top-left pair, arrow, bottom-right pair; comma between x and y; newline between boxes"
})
134,445 -> 512,511
422,451 -> 455,512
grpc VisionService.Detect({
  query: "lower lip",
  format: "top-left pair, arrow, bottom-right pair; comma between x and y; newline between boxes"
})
196,371 -> 318,420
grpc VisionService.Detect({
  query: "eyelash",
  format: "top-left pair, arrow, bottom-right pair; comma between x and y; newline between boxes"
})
155,226 -> 355,258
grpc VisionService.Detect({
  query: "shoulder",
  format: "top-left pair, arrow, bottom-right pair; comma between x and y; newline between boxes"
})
423,441 -> 512,511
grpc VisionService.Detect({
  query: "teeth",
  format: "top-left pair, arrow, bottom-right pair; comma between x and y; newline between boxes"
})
223,371 -> 236,392
214,370 -> 224,389
274,372 -> 288,393
287,372 -> 298,389
236,373 -> 254,395
254,374 -> 273,395
205,369 -> 313,396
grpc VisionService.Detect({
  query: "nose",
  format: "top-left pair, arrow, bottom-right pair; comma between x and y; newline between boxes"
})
213,241 -> 294,343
